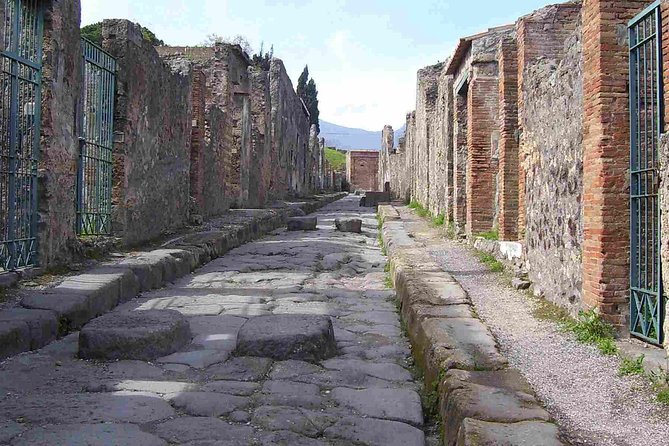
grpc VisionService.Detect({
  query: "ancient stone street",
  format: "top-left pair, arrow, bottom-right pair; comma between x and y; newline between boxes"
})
0,196 -> 426,446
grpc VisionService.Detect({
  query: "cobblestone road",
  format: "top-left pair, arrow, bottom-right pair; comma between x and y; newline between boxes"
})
0,196 -> 425,446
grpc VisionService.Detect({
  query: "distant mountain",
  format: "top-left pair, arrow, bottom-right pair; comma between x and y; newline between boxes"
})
319,120 -> 405,150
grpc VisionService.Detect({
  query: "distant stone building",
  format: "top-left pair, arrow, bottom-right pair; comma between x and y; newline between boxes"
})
347,150 -> 379,192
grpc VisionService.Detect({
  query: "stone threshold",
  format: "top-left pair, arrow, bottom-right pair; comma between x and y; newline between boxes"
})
378,204 -> 566,446
0,193 -> 347,361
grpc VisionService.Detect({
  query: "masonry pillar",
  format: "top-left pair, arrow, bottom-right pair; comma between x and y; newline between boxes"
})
189,69 -> 206,215
466,70 -> 499,235
581,0 -> 648,327
497,38 -> 519,241
453,86 -> 468,232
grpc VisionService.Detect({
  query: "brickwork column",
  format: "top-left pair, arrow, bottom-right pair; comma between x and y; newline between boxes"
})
582,0 -> 648,327
466,75 -> 499,235
498,37 -> 519,241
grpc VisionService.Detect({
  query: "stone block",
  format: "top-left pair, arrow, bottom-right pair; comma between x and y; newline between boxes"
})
114,256 -> 163,291
53,268 -> 128,316
511,278 -> 531,290
287,216 -> 317,231
79,310 -> 192,361
456,419 -> 565,446
335,218 -> 362,233
0,320 -> 30,359
0,308 -> 58,350
21,292 -> 94,331
235,314 -> 336,362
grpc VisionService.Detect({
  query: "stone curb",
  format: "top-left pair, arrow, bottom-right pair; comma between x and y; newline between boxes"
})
379,205 -> 566,446
0,193 -> 346,361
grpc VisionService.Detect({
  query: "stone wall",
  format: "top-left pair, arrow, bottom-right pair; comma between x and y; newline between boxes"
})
522,21 -> 584,312
414,64 -> 441,209
103,20 -> 192,246
38,0 -> 82,266
347,151 -> 379,192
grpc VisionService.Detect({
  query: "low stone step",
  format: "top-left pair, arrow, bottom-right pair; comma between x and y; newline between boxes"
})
235,314 -> 336,362
335,218 -> 362,233
287,216 -> 317,231
79,310 -> 192,361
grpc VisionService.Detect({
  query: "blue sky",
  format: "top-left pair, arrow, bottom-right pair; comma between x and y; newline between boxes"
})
82,0 -> 554,131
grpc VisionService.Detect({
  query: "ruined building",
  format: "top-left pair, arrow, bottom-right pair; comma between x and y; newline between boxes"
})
0,0 -> 333,271
346,150 -> 380,192
381,0 -> 669,353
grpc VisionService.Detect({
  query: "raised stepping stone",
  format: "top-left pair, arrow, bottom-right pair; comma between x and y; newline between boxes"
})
287,216 -> 317,231
0,320 -> 30,360
79,310 -> 191,361
335,218 -> 362,233
235,314 -> 336,362
457,419 -> 565,446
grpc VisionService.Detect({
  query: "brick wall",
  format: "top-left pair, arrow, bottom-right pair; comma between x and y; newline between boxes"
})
497,37 -> 519,241
453,88 -> 468,232
581,0 -> 649,327
347,151 -> 379,192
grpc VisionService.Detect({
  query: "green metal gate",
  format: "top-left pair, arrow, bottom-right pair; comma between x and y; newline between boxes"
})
77,38 -> 115,235
0,0 -> 43,270
629,1 -> 664,345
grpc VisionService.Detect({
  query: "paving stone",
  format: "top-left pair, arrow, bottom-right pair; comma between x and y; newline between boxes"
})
287,216 -> 317,231
154,416 -> 255,443
0,320 -> 30,360
189,315 -> 247,336
259,380 -> 324,408
85,379 -> 197,394
269,360 -> 323,380
335,218 -> 362,233
0,420 -> 26,443
331,387 -> 423,427
201,380 -> 260,396
207,356 -> 273,381
162,363 -> 191,373
456,419 -> 565,446
0,309 -> 58,349
79,310 -> 191,361
257,430 -> 330,446
322,358 -> 412,381
236,314 -> 336,362
21,292 -> 93,331
342,310 -> 401,326
323,417 -> 425,446
252,406 -> 324,437
13,423 -> 166,446
0,392 -> 175,424
104,360 -> 166,379
167,391 -> 250,417
157,349 -> 231,369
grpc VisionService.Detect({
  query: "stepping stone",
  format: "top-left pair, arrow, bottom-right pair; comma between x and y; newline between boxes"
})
235,314 -> 336,362
78,310 -> 191,361
335,218 -> 362,233
287,216 -> 317,231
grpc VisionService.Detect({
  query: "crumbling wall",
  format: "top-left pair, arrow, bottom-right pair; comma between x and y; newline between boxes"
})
103,20 -> 191,246
347,151 -> 379,192
432,67 -> 454,219
522,22 -> 583,312
38,0 -> 82,266
248,67 -> 271,208
414,64 -> 441,209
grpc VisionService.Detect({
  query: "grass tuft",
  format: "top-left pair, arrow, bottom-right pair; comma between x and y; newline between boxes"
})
619,355 -> 645,376
431,213 -> 445,227
475,251 -> 504,273
476,229 -> 499,241
383,273 -> 394,289
408,200 -> 430,218
658,388 -> 669,406
561,309 -> 618,355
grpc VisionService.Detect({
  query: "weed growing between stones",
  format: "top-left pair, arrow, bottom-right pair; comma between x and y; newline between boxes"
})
384,263 -> 390,273
431,213 -> 445,227
475,229 -> 499,240
561,309 -> 618,355
408,200 -> 430,218
384,273 -> 394,289
619,355 -> 646,376
475,251 -> 504,272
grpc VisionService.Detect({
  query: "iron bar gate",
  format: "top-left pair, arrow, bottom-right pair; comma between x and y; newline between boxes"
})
77,38 -> 115,235
629,1 -> 664,345
0,0 -> 43,270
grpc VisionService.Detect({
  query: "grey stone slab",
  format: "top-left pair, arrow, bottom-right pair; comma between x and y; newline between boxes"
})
79,310 -> 191,361
0,420 -> 26,443
189,315 -> 247,336
54,266 -> 137,314
0,320 -> 30,360
456,419 -> 565,446
157,349 -> 230,369
0,392 -> 175,424
201,380 -> 260,396
252,406 -> 323,437
236,314 -> 336,362
207,356 -> 273,381
85,379 -> 197,394
269,360 -> 323,380
260,380 -> 324,408
322,358 -> 412,382
21,292 -> 93,331
104,360 -> 166,379
13,423 -> 167,446
323,417 -> 425,446
287,216 -> 317,231
167,391 -> 250,417
0,309 -> 58,349
115,256 -> 164,291
154,416 -> 255,443
335,218 -> 362,233
331,387 -> 423,427
257,430 -> 330,446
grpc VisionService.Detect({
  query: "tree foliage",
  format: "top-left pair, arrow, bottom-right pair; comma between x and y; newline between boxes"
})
81,22 -> 164,46
203,34 -> 252,55
251,41 -> 274,71
297,65 -> 320,133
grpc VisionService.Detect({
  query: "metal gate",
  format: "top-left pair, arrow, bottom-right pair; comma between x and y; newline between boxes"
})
0,0 -> 43,270
629,1 -> 664,345
77,39 -> 115,235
